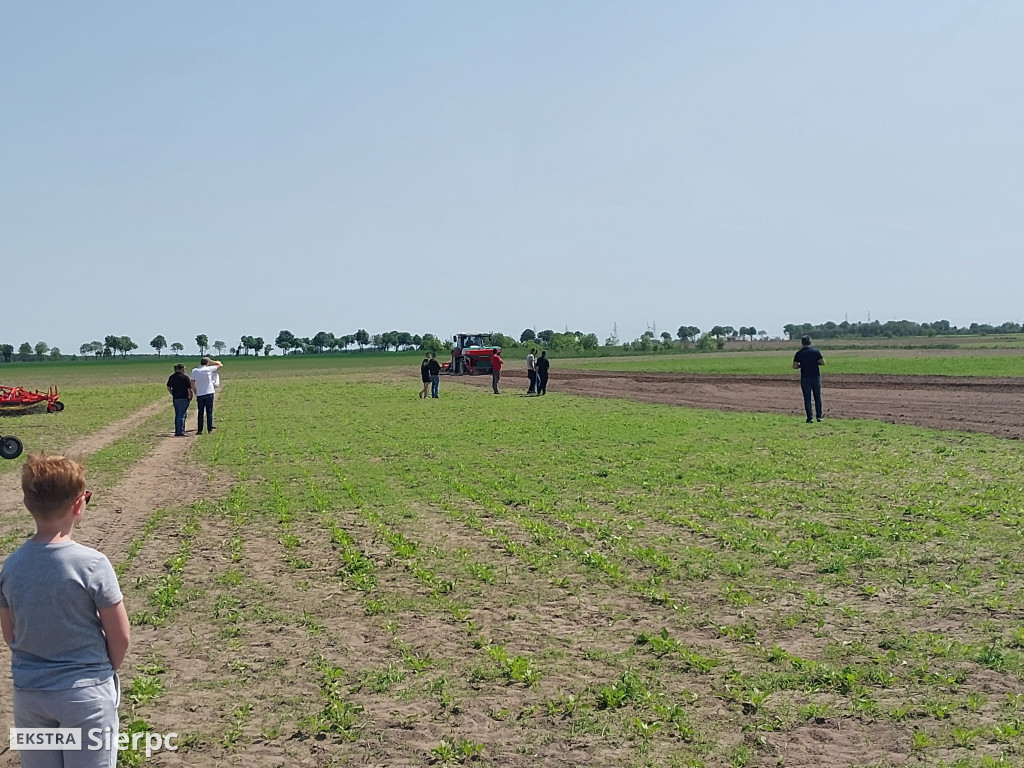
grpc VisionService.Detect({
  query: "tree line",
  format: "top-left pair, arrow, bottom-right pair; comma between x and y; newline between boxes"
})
782,319 -> 1024,340
5,317 -> 1023,364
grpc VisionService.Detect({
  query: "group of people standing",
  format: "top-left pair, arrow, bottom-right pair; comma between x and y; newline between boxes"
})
418,347 -> 551,397
166,357 -> 223,435
525,348 -> 549,395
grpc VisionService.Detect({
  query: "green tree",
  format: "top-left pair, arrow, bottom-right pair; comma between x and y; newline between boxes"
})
354,329 -> 370,350
660,331 -> 672,346
171,342 -> 184,355
150,335 -> 167,356
581,333 -> 599,350
311,331 -> 330,353
537,329 -> 554,344
1,344 -> 14,362
50,347 -> 62,359
213,340 -> 226,354
697,333 -> 717,352
264,344 -> 272,356
34,341 -> 49,359
252,337 -> 264,355
19,342 -> 34,361
420,333 -> 442,353
275,330 -> 296,354
195,334 -> 209,354
520,328 -> 536,343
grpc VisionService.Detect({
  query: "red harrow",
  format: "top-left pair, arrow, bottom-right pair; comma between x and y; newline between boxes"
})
0,385 -> 64,414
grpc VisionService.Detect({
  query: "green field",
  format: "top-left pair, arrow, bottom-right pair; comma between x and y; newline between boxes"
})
1,360 -> 1023,767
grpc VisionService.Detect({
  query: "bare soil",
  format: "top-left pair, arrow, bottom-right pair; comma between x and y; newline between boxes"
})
459,369 -> 1024,439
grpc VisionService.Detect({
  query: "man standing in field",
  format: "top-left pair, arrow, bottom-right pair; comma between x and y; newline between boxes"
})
526,348 -> 537,395
793,335 -> 825,422
490,349 -> 503,394
428,352 -> 442,398
535,350 -> 550,395
191,356 -> 223,434
166,363 -> 194,436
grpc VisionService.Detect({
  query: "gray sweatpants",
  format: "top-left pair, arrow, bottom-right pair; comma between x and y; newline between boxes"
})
13,676 -> 119,768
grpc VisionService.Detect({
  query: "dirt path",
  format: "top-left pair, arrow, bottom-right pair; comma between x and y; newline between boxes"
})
454,369 -> 1024,439
0,399 -> 170,514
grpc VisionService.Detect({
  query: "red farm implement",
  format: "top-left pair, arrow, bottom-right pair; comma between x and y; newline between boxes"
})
0,385 -> 64,415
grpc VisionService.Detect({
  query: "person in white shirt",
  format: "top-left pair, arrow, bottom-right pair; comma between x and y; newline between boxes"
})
190,357 -> 223,435
526,348 -> 538,395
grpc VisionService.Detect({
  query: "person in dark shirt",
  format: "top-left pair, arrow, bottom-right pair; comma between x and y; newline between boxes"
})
428,353 -> 442,398
419,355 -> 430,399
792,335 -> 825,422
535,351 -> 550,395
166,363 -> 195,436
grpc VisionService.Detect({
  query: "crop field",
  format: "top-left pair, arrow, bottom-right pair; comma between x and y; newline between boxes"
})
1,357 -> 1024,767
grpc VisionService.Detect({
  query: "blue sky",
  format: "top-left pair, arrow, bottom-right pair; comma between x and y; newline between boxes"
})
3,1 -> 1022,353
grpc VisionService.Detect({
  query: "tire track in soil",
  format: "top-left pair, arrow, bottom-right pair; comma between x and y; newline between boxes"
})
0,398 -> 170,514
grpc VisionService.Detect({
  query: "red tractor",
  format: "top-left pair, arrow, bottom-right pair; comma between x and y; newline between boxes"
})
444,333 -> 502,375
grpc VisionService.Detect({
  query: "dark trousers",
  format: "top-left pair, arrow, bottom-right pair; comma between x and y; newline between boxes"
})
172,398 -> 190,436
800,376 -> 822,420
527,370 -> 536,393
537,371 -> 548,395
492,370 -> 501,394
196,393 -> 215,432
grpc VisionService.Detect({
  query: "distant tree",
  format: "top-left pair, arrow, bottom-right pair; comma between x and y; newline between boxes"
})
275,330 -> 296,354
697,333 -> 717,352
420,333 -> 442,353
120,337 -> 138,357
2,344 -> 15,362
195,334 -> 209,354
339,334 -> 355,350
371,333 -> 384,350
397,331 -> 413,349
239,336 -> 251,355
150,335 -> 167,356
80,341 -> 103,357
520,328 -> 536,343
170,342 -> 184,355
381,331 -> 400,351
660,332 -> 672,346
19,342 -> 34,361
103,335 -> 120,357
264,344 -> 272,356
354,329 -> 370,350
411,334 -> 422,348
213,340 -> 226,355
537,329 -> 554,344
34,341 -> 49,359
252,337 -> 264,355
710,326 -> 726,339
311,331 -> 330,353
50,348 -> 62,359
581,333 -> 600,350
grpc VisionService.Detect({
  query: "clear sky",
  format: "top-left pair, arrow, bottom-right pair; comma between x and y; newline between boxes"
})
3,1 -> 1022,354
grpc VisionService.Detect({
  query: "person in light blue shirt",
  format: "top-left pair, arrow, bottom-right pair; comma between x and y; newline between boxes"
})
0,454 -> 131,768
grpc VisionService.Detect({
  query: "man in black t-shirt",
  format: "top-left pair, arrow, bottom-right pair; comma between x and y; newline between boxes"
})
166,363 -> 195,436
535,351 -> 550,395
792,336 -> 825,423
427,353 -> 442,398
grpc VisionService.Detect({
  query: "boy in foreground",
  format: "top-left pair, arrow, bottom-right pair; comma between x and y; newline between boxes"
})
0,454 -> 131,768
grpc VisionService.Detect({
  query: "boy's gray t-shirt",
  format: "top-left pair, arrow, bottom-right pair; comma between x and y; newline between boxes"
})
0,540 -> 123,690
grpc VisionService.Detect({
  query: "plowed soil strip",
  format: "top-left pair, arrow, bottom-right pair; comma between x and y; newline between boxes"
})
453,369 -> 1024,440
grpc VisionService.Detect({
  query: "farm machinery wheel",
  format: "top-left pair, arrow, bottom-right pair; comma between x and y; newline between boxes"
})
0,435 -> 24,460
48,401 -> 65,413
